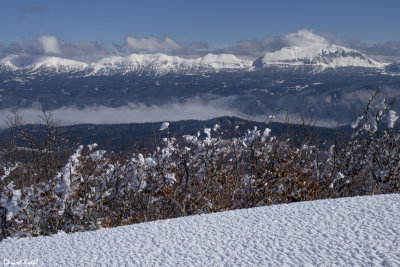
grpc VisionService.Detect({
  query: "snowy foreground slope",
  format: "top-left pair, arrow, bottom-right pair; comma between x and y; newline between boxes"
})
1,194 -> 399,266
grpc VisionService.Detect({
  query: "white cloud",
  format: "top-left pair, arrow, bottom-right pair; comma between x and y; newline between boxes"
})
1,30 -> 399,62
0,98 -> 246,127
347,39 -> 400,62
0,100 -> 343,129
125,36 -> 182,53
115,36 -> 208,57
38,35 -> 61,55
23,35 -> 111,62
281,29 -> 329,47
215,30 -> 332,59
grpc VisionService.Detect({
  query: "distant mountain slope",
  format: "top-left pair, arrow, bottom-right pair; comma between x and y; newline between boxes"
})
0,53 -> 254,76
1,194 -> 399,266
0,55 -> 88,73
0,116 -> 350,151
386,62 -> 400,73
0,45 -> 389,76
88,53 -> 254,75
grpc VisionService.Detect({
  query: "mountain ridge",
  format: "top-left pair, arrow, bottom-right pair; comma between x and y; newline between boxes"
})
0,43 -> 393,76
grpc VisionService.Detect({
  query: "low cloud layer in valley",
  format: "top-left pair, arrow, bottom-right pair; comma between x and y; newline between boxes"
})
0,100 -> 251,128
0,102 -> 347,129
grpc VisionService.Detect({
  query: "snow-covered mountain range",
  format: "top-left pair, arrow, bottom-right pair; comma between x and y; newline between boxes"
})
0,53 -> 253,76
0,43 -> 395,76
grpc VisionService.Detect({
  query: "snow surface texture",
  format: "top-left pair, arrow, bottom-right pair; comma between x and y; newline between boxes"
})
1,194 -> 399,266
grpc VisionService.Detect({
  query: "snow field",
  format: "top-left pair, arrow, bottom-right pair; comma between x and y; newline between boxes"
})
0,194 -> 399,266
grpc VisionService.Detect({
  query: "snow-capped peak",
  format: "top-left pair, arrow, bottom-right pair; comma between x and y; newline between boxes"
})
0,54 -> 88,72
259,43 -> 385,69
32,56 -> 88,69
199,53 -> 252,68
257,30 -> 386,69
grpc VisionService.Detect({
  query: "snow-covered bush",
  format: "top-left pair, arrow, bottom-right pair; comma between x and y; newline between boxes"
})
323,94 -> 400,197
1,94 -> 400,240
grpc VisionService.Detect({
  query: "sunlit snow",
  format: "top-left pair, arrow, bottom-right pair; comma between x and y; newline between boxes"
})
1,194 -> 399,266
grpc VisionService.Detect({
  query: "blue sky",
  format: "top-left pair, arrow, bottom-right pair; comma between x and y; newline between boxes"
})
1,0 -> 400,61
1,0 -> 399,45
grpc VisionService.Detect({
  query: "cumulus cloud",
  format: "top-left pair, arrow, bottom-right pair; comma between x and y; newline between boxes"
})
347,39 -> 400,62
126,36 -> 181,53
0,43 -> 25,58
213,38 -> 280,59
115,36 -> 208,57
54,40 -> 110,62
115,30 -> 336,59
215,29 -> 331,59
0,35 -> 112,62
1,30 -> 399,62
23,35 -> 110,62
36,35 -> 61,55
280,29 -> 328,47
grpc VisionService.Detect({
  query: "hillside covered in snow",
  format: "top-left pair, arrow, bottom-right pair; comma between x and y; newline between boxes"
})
0,194 -> 399,266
